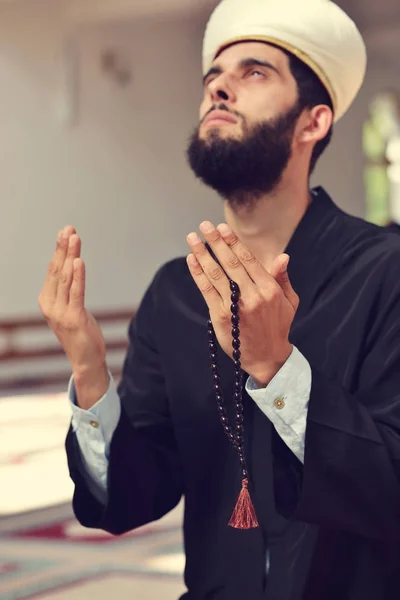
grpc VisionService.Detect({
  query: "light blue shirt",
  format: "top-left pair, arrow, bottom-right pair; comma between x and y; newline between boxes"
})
68,345 -> 311,507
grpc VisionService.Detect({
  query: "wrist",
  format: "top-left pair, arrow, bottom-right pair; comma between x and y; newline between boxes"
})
249,345 -> 293,388
73,363 -> 110,410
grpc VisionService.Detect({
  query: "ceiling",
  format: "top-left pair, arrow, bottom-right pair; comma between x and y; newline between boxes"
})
64,0 -> 400,30
66,0 -> 218,23
65,0 -> 400,66
0,0 -> 396,28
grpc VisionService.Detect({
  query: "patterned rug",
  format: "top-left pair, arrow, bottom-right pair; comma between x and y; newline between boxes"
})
0,390 -> 186,599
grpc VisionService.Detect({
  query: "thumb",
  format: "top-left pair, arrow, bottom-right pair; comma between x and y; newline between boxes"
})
270,254 -> 299,311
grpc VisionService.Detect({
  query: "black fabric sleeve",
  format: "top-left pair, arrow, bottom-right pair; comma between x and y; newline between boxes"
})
65,266 -> 184,535
275,260 -> 400,540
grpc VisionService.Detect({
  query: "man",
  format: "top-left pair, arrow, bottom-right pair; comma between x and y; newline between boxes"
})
39,0 -> 400,598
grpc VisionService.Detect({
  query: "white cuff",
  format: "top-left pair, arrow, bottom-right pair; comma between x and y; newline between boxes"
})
245,346 -> 311,429
68,372 -> 121,453
245,346 -> 311,463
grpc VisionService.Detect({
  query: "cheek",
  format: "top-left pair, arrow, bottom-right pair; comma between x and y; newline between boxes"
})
243,82 -> 296,118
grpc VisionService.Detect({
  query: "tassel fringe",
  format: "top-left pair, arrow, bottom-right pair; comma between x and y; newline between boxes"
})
228,478 -> 259,529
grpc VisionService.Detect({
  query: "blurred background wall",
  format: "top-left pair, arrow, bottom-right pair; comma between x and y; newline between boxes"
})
0,0 -> 220,320
0,0 -> 398,320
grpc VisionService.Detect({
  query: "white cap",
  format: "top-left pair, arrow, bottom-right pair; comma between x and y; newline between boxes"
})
202,0 -> 367,122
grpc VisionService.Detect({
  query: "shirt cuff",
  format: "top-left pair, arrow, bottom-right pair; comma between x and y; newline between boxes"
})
68,372 -> 121,452
245,346 -> 311,432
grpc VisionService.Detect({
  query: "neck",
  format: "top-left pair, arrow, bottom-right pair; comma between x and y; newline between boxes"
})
223,176 -> 311,271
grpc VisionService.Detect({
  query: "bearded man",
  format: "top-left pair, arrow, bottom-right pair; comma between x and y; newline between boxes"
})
39,1 -> 400,598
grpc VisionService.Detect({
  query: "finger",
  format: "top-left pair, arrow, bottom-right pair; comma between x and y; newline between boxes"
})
270,254 -> 299,311
69,258 -> 86,312
216,223 -> 273,289
186,231 -> 231,301
198,221 -> 255,295
42,228 -> 74,305
56,234 -> 82,307
186,253 -> 223,314
268,254 -> 288,281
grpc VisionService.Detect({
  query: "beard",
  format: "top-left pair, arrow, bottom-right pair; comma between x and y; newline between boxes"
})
186,102 -> 302,209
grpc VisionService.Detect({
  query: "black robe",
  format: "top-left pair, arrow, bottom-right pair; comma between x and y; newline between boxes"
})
66,187 -> 400,600
386,222 -> 400,234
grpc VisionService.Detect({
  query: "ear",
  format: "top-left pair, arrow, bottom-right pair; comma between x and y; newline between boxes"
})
296,105 -> 333,146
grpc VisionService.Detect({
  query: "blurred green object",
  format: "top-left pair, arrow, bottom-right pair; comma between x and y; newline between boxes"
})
363,91 -> 400,225
364,165 -> 389,226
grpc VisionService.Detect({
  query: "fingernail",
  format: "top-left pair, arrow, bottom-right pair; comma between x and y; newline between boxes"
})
199,221 -> 214,233
217,223 -> 231,237
187,232 -> 201,244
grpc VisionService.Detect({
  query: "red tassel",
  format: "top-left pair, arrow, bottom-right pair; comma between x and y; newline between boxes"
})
228,478 -> 259,529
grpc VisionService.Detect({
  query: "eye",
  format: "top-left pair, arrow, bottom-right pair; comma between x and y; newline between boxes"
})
248,69 -> 264,78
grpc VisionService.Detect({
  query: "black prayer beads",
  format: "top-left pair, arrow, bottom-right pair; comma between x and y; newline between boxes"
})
207,280 -> 248,480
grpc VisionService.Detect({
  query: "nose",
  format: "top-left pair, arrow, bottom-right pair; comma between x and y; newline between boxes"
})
208,73 -> 237,104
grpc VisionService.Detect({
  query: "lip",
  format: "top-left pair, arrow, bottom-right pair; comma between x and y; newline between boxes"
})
203,110 -> 238,127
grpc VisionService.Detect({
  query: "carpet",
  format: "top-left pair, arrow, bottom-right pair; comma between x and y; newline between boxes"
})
0,389 -> 186,599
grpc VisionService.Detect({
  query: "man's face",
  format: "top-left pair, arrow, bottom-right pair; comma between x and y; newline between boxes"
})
186,41 -> 303,204
199,41 -> 299,140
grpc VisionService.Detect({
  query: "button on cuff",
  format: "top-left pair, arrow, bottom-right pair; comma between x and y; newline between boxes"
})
273,397 -> 285,410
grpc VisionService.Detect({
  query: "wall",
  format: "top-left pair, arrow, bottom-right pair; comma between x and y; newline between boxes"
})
0,0 -> 220,321
0,0 -> 399,382
313,54 -> 400,218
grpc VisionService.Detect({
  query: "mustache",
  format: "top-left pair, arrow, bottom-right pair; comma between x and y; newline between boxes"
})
201,103 -> 244,125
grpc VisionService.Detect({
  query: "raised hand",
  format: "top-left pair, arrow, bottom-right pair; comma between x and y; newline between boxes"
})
186,221 -> 299,387
38,226 -> 109,408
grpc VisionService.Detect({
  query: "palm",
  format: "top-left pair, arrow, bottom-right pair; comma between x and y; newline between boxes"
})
39,227 -> 107,373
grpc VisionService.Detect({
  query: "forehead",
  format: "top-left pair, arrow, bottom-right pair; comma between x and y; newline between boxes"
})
213,41 -> 290,71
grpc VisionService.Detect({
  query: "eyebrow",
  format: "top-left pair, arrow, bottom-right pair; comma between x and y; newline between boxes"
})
202,57 -> 279,85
